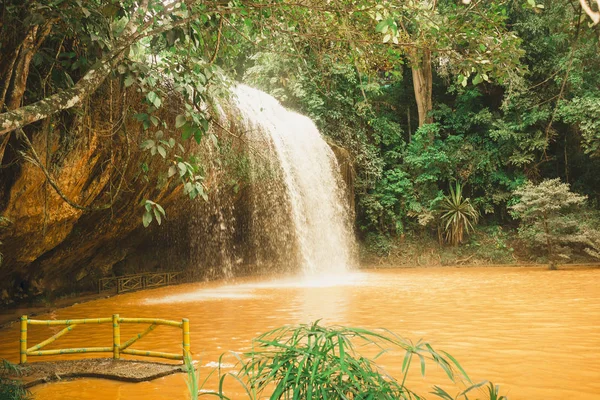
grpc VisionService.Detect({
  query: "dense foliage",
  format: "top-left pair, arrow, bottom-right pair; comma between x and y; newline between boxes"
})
0,0 -> 599,260
510,179 -> 600,267
240,0 -> 600,259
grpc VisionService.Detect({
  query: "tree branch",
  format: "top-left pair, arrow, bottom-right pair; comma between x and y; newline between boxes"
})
0,0 -> 150,137
579,0 -> 600,24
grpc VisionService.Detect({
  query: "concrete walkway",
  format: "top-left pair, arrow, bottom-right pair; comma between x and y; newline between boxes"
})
12,358 -> 184,388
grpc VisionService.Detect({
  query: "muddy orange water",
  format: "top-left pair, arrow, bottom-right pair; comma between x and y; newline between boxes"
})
1,267 -> 599,399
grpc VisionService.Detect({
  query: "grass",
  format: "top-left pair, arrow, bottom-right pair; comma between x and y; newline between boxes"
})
0,359 -> 30,400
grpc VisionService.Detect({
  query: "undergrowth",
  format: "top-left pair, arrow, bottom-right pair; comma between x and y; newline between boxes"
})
0,360 -> 30,400
360,225 -> 519,267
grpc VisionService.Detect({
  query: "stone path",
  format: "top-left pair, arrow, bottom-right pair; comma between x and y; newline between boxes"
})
12,358 -> 184,388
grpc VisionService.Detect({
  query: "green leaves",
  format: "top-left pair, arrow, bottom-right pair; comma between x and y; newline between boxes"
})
133,112 -> 160,130
179,322 -> 508,400
0,359 -> 30,400
171,156 -> 208,201
146,91 -> 162,108
558,96 -> 600,158
175,114 -> 187,129
177,108 -> 211,144
124,74 -> 136,87
139,131 -> 174,159
375,20 -> 389,33
142,199 -> 166,228
526,0 -> 544,9
233,322 -> 481,400
181,123 -> 204,144
374,17 -> 399,44
438,182 -> 480,246
510,179 -> 589,265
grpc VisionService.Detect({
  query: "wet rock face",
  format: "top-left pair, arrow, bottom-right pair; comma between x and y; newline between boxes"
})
1,86 -> 142,303
0,81 -> 210,305
0,82 -> 356,308
328,142 -> 355,216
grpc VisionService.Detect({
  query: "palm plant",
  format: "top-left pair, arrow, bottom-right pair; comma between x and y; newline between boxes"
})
439,182 -> 479,246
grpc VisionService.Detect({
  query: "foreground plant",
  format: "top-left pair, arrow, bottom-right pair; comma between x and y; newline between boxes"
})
0,359 -> 30,400
185,352 -> 219,400
184,322 -> 507,400
233,322 -> 499,400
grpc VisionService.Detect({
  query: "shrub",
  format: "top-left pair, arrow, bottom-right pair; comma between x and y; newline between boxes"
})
463,225 -> 515,264
510,179 -> 587,268
363,232 -> 394,257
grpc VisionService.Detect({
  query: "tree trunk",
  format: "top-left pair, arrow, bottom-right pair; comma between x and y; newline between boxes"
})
0,22 -> 53,163
0,53 -> 124,137
411,49 -> 433,129
0,0 -> 149,138
542,212 -> 556,269
9,26 -> 41,109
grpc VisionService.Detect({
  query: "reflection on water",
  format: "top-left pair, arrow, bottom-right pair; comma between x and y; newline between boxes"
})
0,267 -> 599,400
145,273 -> 361,305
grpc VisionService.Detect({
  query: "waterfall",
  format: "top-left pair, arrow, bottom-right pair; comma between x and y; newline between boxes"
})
230,85 -> 356,275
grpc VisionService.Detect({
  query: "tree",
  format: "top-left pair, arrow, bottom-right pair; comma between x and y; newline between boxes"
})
579,0 -> 600,24
0,0 -> 229,137
373,0 -> 524,129
463,0 -> 600,25
0,0 -> 238,222
1,0 -> 599,238
510,179 -> 586,269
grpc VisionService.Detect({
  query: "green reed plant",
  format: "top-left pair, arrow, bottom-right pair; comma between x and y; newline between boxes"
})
185,352 -> 224,400
236,321 -> 489,400
485,382 -> 508,400
185,322 -> 507,400
185,352 -> 200,400
0,359 -> 30,400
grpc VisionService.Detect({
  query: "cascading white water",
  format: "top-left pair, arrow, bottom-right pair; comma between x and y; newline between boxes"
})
231,85 -> 356,274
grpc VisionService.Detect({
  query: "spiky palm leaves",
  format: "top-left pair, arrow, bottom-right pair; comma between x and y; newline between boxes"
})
439,183 -> 479,246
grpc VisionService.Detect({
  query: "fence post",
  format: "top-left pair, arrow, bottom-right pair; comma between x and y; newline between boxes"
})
113,314 -> 120,359
182,318 -> 190,361
20,316 -> 27,364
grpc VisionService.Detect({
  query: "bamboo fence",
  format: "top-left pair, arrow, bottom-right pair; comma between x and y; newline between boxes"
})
19,314 -> 190,364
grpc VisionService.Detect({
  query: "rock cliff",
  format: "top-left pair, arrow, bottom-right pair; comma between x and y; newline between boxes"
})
0,80 -> 354,307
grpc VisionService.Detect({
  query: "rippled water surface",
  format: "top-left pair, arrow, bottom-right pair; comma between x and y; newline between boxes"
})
1,267 -> 599,399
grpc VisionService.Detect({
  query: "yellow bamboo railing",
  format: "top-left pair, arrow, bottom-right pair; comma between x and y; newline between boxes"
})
19,315 -> 190,364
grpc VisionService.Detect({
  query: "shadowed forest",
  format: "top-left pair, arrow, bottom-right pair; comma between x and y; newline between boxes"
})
1,0 -> 599,280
